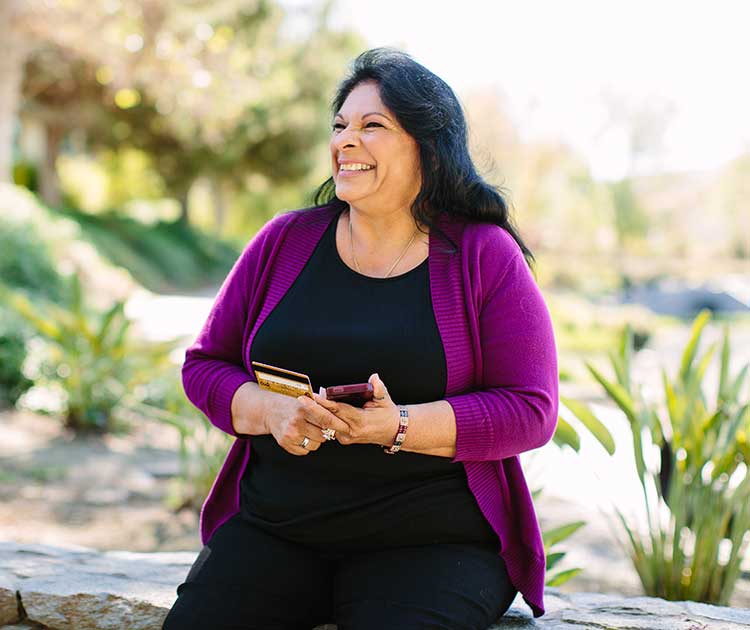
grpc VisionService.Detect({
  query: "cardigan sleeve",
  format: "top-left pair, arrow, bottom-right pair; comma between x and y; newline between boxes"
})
446,245 -> 559,462
181,214 -> 287,438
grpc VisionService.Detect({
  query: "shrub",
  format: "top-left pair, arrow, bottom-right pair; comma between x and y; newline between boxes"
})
133,373 -> 232,510
566,310 -> 750,604
0,312 -> 33,407
0,275 -> 176,433
0,217 -> 64,301
0,216 -> 65,407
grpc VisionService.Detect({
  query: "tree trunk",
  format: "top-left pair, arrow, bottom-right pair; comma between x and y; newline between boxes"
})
210,178 -> 226,234
0,2 -> 31,184
177,189 -> 190,225
39,122 -> 64,208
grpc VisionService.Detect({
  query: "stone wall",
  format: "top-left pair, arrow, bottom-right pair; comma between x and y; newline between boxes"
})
2,541 -> 749,629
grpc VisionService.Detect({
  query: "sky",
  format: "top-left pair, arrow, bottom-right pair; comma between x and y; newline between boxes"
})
285,0 -> 750,180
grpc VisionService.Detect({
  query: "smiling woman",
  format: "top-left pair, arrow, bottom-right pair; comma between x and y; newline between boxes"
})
329,80 -> 426,278
163,47 -> 558,630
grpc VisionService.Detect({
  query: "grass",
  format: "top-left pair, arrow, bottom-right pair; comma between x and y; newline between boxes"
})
54,207 -> 240,293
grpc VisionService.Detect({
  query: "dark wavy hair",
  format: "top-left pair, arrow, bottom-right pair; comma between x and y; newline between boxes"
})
310,47 -> 533,265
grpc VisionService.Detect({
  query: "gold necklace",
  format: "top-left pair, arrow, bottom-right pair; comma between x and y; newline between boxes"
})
348,211 -> 419,278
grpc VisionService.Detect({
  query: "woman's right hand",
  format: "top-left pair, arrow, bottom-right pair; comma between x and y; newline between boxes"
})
264,394 -> 329,456
231,382 -> 329,456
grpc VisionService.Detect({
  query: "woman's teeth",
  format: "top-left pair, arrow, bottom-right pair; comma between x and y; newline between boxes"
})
340,164 -> 374,171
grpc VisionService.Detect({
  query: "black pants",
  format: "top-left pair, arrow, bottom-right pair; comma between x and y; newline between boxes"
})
162,513 -> 518,630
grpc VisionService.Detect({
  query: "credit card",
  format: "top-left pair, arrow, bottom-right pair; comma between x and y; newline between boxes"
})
251,361 -> 314,399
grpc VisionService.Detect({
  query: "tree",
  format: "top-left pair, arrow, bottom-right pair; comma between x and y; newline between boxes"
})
710,151 -> 750,258
0,1 -> 36,184
10,0 -> 363,223
595,89 -> 677,253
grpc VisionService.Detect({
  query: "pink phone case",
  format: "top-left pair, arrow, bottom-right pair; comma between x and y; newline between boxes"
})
325,383 -> 374,407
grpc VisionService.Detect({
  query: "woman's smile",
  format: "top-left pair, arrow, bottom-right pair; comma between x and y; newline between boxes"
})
330,81 -> 421,211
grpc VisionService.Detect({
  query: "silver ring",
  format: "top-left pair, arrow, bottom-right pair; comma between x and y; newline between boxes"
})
322,428 -> 336,441
299,436 -> 310,449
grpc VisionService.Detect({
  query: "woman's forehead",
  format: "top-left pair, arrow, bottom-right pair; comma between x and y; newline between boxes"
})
336,82 -> 389,117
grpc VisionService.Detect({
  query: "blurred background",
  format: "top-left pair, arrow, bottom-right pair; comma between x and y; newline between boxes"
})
1,0 -> 749,609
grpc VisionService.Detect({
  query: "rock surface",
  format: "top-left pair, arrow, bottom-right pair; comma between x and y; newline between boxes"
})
2,541 -> 750,629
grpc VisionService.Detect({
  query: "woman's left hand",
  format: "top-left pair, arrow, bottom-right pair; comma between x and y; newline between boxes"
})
303,373 -> 400,446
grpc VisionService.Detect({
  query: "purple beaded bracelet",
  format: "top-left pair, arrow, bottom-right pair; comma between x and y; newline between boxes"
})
383,405 -> 409,455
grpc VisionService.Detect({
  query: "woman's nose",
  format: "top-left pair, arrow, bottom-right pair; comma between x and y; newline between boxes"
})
333,126 -> 360,150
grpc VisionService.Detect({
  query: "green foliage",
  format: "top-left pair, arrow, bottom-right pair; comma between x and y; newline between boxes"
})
0,218 -> 64,301
542,393 -> 616,586
57,207 -> 239,291
0,217 -> 65,406
566,311 -> 750,604
0,312 -> 33,407
0,275 -> 176,433
540,504 -> 586,587
608,177 -> 650,249
12,159 -> 38,192
133,374 -> 232,511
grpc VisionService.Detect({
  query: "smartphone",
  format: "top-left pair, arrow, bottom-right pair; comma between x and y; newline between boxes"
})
325,382 -> 374,407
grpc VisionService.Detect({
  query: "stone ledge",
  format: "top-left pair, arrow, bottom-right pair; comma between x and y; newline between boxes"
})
2,541 -> 750,629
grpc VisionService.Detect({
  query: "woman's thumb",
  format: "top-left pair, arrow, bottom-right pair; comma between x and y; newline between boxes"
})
370,373 -> 388,400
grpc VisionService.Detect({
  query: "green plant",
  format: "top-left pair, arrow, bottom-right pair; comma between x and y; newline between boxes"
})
542,516 -> 586,587
0,275 -> 175,433
566,310 -> 750,604
536,393 -> 616,587
0,217 -> 64,301
132,373 -> 232,510
0,312 -> 33,407
0,215 -> 65,406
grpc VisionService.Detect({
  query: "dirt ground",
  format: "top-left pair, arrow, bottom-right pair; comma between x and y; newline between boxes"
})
0,408 -> 200,552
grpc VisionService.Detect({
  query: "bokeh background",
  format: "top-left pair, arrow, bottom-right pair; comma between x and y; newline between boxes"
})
1,0 -> 749,609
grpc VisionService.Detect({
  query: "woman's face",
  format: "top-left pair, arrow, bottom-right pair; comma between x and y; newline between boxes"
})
330,81 -> 422,215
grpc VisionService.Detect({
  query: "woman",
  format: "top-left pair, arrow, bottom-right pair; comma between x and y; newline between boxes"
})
163,47 -> 558,630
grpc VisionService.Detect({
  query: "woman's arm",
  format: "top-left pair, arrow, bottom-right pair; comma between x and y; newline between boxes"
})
395,399 -> 456,458
306,248 -> 557,460
182,214 -> 290,437
305,234 -> 558,461
445,248 -> 559,462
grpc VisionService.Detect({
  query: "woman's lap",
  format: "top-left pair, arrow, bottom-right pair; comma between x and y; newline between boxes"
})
162,513 -> 517,630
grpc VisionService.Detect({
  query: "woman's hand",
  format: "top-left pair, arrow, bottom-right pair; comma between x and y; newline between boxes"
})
264,393 -> 332,456
301,373 -> 400,447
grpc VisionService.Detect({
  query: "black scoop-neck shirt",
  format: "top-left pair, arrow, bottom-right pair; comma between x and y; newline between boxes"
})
240,212 -> 498,550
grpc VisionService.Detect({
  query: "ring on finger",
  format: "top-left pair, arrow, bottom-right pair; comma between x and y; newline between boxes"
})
299,436 -> 310,449
322,428 -> 336,441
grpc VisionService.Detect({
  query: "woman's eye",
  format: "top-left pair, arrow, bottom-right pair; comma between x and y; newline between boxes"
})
331,122 -> 382,131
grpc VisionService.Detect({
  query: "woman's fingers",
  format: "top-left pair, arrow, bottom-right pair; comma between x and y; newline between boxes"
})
283,431 -> 322,456
303,420 -> 331,445
298,395 -> 349,433
369,372 -> 391,403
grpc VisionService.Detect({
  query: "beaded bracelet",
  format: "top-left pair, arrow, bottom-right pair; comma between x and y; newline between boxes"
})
383,405 -> 409,455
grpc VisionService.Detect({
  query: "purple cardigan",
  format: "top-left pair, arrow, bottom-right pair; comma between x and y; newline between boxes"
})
182,204 -> 558,617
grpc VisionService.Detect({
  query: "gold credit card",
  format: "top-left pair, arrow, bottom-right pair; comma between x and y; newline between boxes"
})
251,361 -> 314,399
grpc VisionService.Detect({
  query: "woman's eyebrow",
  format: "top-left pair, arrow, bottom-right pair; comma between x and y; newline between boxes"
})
334,111 -> 393,121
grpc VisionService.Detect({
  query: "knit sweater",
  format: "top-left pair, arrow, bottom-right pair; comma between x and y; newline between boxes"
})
182,203 -> 559,617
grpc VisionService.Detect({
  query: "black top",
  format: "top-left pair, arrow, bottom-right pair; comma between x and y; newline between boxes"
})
241,211 -> 498,550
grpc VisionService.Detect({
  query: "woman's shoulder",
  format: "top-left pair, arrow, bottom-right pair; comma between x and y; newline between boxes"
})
247,204 -> 337,245
458,220 -> 523,274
